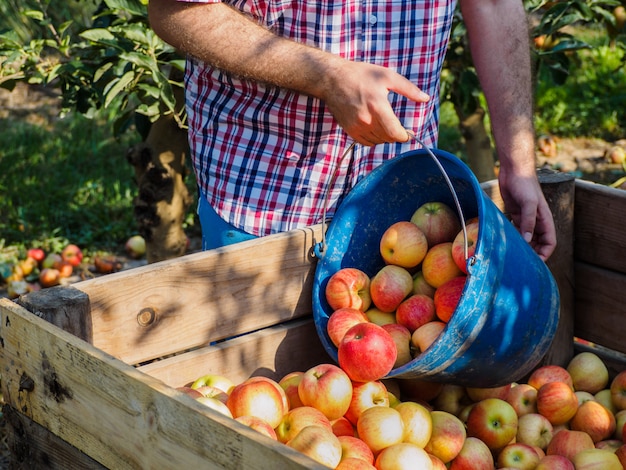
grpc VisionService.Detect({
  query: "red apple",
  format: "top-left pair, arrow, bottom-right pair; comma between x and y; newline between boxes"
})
424,410 -> 467,464
381,323 -> 412,368
278,371 -> 305,410
27,248 -> 45,264
516,412 -> 554,450
610,370 -> 626,411
451,221 -> 479,274
410,201 -> 462,246
506,383 -> 538,416
546,429 -> 595,461
497,442 -> 541,470
433,275 -> 466,323
536,381 -> 579,426
411,321 -> 445,354
338,322 -> 397,382
356,405 -> 405,455
344,380 -> 389,425
275,405 -> 332,444
369,265 -> 413,313
379,221 -> 428,269
567,352 -> 609,394
326,307 -> 370,347
421,242 -> 464,288
395,294 -> 436,333
395,400 -> 433,448
374,442 -> 434,470
572,448 -> 623,469
245,376 -> 289,411
335,457 -> 376,470
226,376 -> 287,428
448,436 -> 494,470
125,235 -> 146,259
614,409 -> 626,440
615,444 -> 626,469
570,399 -> 616,443
466,398 -> 518,452
235,415 -> 278,440
528,365 -> 574,391
286,424 -> 342,469
56,260 -> 74,278
536,454 -> 575,470
430,454 -> 448,470
61,244 -> 83,267
337,435 -> 375,465
412,270 -> 436,298
331,416 -> 355,437
298,363 -> 353,421
93,254 -> 123,274
325,267 -> 372,312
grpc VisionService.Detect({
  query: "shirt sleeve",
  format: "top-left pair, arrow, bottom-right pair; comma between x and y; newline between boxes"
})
176,0 -> 219,3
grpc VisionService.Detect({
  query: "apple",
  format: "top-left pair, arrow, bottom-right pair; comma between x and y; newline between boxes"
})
536,381 -> 579,426
364,307 -> 396,326
176,385 -> 204,400
93,254 -> 123,274
374,442 -> 434,470
595,439 -> 623,451
448,436 -> 494,470
466,398 -> 518,452
41,252 -> 62,270
430,454 -> 448,470
17,257 -> 38,277
326,307 -> 370,348
395,400 -> 432,448
381,323 -> 413,368
275,405 -> 332,444
411,320 -> 446,354
433,275 -> 466,323
424,410 -> 466,463
298,363 -> 352,420
567,352 -> 609,394
195,395 -> 234,417
38,268 -> 61,288
421,242 -> 463,288
546,429 -> 595,461
610,370 -> 626,411
337,435 -> 375,464
569,399 -> 616,443
242,376 -> 289,412
338,322 -> 397,383
27,248 -> 45,264
356,405 -> 405,455
369,265 -> 413,313
57,260 -> 74,278
616,444 -> 626,469
6,280 -> 29,299
410,201 -> 461,247
399,378 -> 443,404
335,457 -> 376,470
395,294 -> 436,332
576,390 -> 597,405
572,448 -> 623,469
466,383 -> 513,402
286,424 -> 342,469
614,409 -> 626,440
535,454 -> 575,470
434,383 -> 470,416
506,383 -> 538,416
331,416 -> 355,437
497,442 -> 541,470
412,270 -> 436,298
61,244 -> 83,267
344,380 -> 389,425
278,371 -> 305,410
516,412 -> 554,450
325,267 -> 372,312
379,221 -> 428,269
595,388 -> 618,414
528,365 -> 574,391
226,376 -> 287,428
451,221 -> 479,274
235,415 -> 277,440
125,235 -> 146,259
191,373 -> 235,394
194,385 -> 229,404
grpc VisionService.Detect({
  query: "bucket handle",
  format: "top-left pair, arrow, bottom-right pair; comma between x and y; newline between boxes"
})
314,131 -> 470,264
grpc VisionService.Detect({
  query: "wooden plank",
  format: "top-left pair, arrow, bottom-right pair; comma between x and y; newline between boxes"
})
574,261 -> 626,354
574,179 -> 626,274
0,298 -> 326,470
138,318 -> 330,388
68,225 -> 323,366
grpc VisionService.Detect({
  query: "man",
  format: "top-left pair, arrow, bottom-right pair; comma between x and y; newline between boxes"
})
148,0 -> 556,260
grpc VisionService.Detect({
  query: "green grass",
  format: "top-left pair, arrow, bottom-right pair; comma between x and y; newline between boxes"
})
0,112 -> 141,259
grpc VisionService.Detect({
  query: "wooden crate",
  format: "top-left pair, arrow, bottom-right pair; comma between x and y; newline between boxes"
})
1,176 -> 626,469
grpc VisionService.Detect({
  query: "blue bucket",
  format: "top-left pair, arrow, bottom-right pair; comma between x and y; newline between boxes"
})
312,148 -> 560,387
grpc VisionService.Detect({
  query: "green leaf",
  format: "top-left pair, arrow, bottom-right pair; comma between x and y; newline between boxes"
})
79,28 -> 116,43
104,70 -> 134,108
103,0 -> 147,17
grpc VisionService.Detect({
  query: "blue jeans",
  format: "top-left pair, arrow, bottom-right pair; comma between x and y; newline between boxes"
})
197,196 -> 257,250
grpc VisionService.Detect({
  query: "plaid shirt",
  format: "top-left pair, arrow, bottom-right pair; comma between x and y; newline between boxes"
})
181,0 -> 456,236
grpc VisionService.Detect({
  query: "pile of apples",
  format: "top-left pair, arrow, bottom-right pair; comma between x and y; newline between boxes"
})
323,201 -> 478,382
178,352 -> 626,469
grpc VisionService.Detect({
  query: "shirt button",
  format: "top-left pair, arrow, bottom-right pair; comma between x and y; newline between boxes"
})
369,15 -> 377,25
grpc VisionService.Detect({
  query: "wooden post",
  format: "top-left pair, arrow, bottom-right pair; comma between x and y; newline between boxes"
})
537,169 -> 576,367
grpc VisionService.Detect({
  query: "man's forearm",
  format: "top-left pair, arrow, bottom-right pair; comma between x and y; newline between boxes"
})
460,0 -> 536,176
